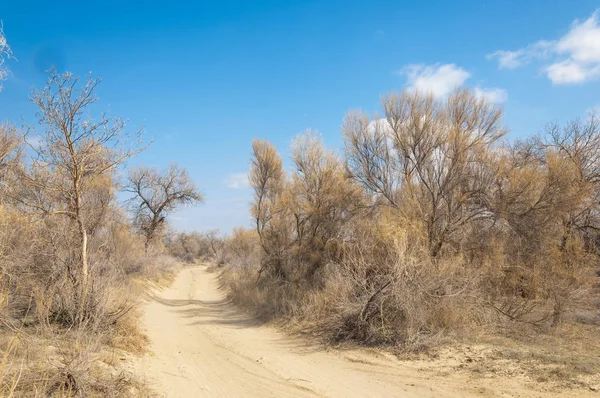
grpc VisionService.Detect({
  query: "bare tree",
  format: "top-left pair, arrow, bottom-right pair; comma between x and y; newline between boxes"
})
537,114 -> 600,240
249,133 -> 364,282
249,139 -> 285,249
125,163 -> 203,249
344,89 -> 505,257
16,69 -> 143,324
205,229 -> 225,260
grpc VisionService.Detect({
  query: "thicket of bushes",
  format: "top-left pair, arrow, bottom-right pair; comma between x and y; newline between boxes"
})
221,89 -> 600,351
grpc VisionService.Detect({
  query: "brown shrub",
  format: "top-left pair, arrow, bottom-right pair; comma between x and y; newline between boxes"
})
222,89 -> 600,352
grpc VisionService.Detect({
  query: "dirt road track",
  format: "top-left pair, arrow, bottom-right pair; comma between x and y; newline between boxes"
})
133,266 -> 569,397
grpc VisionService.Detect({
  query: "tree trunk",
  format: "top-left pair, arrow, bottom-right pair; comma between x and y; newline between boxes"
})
74,177 -> 89,325
77,218 -> 89,325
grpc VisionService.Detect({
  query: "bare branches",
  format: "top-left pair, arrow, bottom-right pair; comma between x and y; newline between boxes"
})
249,132 -> 366,282
15,69 -> 146,325
28,69 -> 144,190
343,112 -> 400,206
125,163 -> 203,248
344,89 -> 505,257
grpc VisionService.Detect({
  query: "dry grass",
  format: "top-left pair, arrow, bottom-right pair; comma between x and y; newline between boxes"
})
221,263 -> 600,392
411,321 -> 600,392
0,322 -> 153,397
0,249 -> 181,397
220,224 -> 488,352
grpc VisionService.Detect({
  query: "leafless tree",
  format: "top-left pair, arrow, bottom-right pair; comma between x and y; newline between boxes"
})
15,69 -> 143,324
344,89 -> 505,257
125,163 -> 203,249
249,133 -> 364,282
205,229 -> 224,259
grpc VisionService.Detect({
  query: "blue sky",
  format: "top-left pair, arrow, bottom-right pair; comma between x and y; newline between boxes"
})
1,0 -> 600,233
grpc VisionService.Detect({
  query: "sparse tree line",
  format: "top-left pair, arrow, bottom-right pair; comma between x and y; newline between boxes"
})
166,227 -> 261,268
221,88 -> 600,350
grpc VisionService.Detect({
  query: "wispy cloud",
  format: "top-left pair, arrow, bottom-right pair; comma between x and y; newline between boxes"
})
400,64 -> 471,98
486,41 -> 553,69
473,87 -> 508,104
399,63 -> 507,103
223,172 -> 249,189
488,10 -> 600,84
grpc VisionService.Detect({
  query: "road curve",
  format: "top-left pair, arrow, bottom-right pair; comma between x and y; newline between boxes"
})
134,266 -> 548,398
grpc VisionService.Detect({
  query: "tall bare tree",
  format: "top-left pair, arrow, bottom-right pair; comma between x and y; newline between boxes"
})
125,163 -> 203,249
17,69 -> 143,324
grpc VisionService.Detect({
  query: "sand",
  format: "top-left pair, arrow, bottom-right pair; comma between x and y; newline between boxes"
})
133,265 -> 592,397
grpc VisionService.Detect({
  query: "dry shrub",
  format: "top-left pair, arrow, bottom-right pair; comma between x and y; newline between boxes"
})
0,211 -> 139,332
164,229 -> 225,265
0,217 -> 162,396
0,329 -> 148,397
223,227 -> 261,268
0,205 -> 168,396
222,89 -> 600,354
0,69 -> 184,397
223,214 -> 484,351
106,307 -> 150,355
136,251 -> 180,286
315,222 -> 482,350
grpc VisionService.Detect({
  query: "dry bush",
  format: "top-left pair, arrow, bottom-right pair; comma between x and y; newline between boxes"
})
308,217 -> 483,351
165,230 -> 215,264
221,89 -> 600,353
0,328 -> 149,397
223,227 -> 261,267
0,69 -> 187,396
163,228 -> 234,267
223,212 -> 485,351
250,132 -> 365,283
0,198 -> 160,396
0,207 -> 140,332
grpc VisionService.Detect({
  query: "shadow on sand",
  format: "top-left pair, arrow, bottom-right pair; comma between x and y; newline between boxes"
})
146,292 -> 263,329
145,290 -> 321,354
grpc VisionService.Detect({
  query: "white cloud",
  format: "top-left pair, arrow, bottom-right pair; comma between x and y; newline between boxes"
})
545,59 -> 600,84
399,63 -> 507,103
486,41 -> 553,69
400,64 -> 470,98
556,12 -> 600,63
223,172 -> 249,189
488,10 -> 600,84
487,50 -> 526,69
473,87 -> 508,103
367,118 -> 393,136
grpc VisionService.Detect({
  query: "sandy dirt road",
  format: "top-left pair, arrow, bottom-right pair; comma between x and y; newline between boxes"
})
134,266 -> 574,398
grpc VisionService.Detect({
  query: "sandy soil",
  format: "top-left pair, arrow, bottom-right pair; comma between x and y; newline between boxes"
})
133,265 -> 594,397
